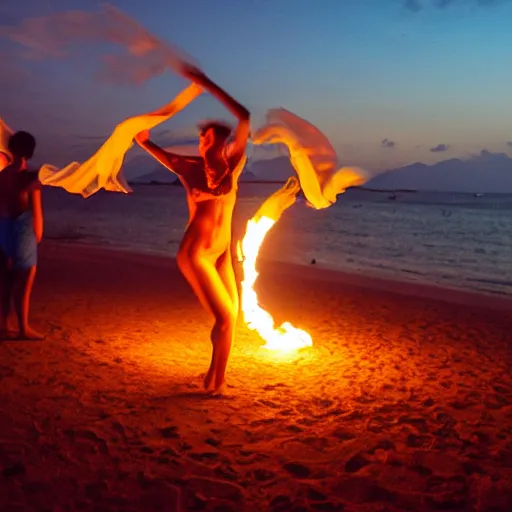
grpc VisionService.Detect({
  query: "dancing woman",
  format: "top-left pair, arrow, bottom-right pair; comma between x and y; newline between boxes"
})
135,66 -> 250,395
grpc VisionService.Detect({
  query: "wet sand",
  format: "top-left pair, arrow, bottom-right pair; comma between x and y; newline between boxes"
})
1,242 -> 511,511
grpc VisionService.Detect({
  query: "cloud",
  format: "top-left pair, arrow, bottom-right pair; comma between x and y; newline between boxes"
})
0,5 -> 196,86
430,143 -> 450,152
381,138 -> 396,148
404,0 -> 505,12
506,141 -> 512,148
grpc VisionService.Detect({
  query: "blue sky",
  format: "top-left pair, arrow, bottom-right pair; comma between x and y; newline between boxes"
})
1,0 -> 512,173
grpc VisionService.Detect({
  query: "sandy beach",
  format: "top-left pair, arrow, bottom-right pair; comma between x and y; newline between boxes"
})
1,241 -> 511,511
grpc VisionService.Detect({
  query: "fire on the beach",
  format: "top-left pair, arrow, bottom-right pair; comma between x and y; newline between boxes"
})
240,215 -> 312,353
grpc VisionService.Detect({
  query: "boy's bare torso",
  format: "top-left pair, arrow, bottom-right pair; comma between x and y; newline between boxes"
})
0,161 -> 36,219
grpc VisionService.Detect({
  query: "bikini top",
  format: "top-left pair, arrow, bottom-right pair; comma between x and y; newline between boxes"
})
189,154 -> 247,203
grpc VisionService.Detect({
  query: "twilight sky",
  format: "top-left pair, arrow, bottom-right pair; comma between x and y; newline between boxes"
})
1,0 -> 512,174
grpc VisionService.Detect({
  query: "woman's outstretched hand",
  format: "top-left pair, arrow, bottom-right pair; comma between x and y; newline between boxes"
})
181,63 -> 209,84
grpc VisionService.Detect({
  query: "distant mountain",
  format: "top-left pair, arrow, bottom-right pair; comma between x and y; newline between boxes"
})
121,153 -> 162,182
130,160 -> 286,185
130,168 -> 176,184
366,150 -> 512,193
248,156 -> 294,182
240,170 -> 260,182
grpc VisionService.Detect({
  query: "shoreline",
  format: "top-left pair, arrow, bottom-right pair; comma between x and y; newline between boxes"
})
42,239 -> 512,312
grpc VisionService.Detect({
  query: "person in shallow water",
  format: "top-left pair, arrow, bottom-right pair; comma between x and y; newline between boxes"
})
135,65 -> 250,395
0,131 -> 44,340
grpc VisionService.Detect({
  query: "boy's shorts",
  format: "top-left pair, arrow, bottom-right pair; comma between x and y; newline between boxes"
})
0,211 -> 37,269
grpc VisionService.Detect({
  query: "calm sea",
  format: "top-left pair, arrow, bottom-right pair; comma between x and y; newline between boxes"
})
42,184 -> 512,298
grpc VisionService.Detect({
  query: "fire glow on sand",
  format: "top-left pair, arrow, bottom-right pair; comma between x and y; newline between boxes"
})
240,177 -> 313,353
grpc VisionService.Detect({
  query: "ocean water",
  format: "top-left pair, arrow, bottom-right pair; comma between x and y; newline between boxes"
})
42,184 -> 512,298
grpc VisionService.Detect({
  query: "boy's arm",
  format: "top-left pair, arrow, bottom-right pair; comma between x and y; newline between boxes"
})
30,182 -> 43,243
182,66 -> 250,167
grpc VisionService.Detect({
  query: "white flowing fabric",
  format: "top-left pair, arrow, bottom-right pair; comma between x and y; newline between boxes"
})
38,83 -> 202,197
252,109 -> 368,209
0,116 -> 13,164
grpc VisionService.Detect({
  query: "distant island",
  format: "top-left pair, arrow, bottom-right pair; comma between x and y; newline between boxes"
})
127,149 -> 512,194
366,150 -> 512,193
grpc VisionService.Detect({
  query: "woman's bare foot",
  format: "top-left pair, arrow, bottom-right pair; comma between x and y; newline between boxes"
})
208,381 -> 228,397
18,326 -> 45,341
203,366 -> 216,392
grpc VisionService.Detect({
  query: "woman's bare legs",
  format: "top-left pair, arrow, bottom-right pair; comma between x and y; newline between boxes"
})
216,248 -> 239,315
177,246 -> 236,394
210,249 -> 239,391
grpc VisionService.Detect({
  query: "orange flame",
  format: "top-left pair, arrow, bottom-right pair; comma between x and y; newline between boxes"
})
239,177 -> 313,353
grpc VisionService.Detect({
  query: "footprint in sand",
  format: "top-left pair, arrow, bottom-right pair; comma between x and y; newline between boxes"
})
450,400 -> 475,410
406,433 -> 432,448
250,418 -> 277,427
462,461 -> 486,476
2,462 -> 25,478
312,397 -> 334,409
368,440 -> 396,454
263,383 -> 287,391
159,426 -> 180,439
425,475 -> 468,509
185,476 -> 244,503
251,468 -> 277,482
65,429 -> 109,455
214,464 -> 239,482
283,462 -> 311,479
484,394 -> 509,410
270,495 -> 294,511
309,503 -> 344,511
331,476 -> 393,504
345,453 -> 370,473
410,464 -> 433,476
398,416 -> 429,434
0,365 -> 15,379
491,383 -> 510,395
160,447 -> 178,457
236,450 -> 270,467
332,428 -> 356,441
189,451 -> 219,462
435,411 -> 457,428
257,399 -> 281,409
305,487 -> 328,501
366,415 -> 395,434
